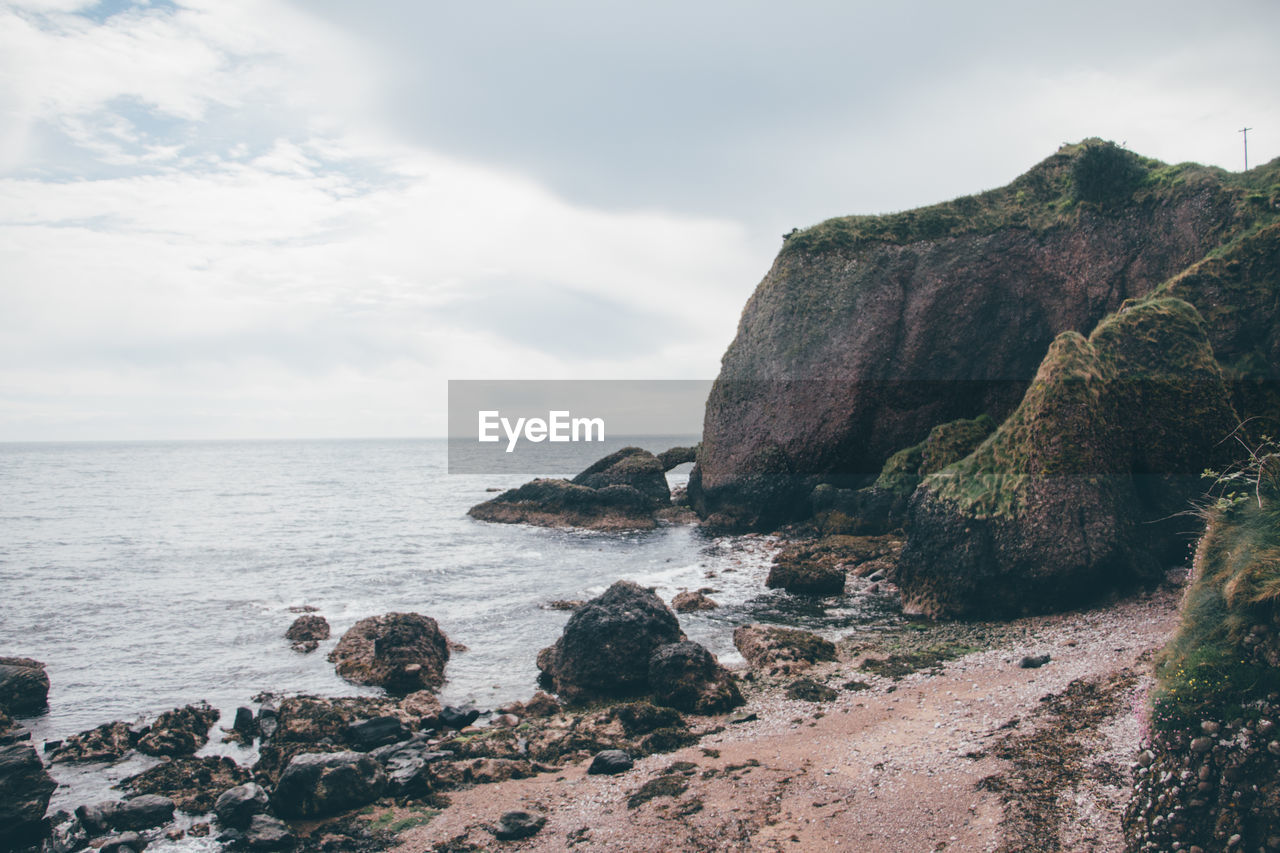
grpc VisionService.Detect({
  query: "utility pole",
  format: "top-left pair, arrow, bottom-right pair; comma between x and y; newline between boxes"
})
1240,127 -> 1252,171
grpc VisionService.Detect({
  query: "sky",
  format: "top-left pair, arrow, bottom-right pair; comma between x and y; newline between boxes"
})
1,0 -> 1278,441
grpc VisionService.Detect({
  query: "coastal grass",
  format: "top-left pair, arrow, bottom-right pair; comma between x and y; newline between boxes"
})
779,139 -> 1280,257
1152,478 -> 1280,730
363,803 -> 440,834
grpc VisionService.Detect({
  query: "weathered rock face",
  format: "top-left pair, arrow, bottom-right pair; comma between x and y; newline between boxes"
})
328,613 -> 450,695
136,702 -> 219,757
468,447 -> 671,531
213,782 -> 269,830
894,297 -> 1239,618
0,658 -> 49,717
0,741 -> 56,850
272,751 -> 387,819
537,581 -> 684,704
692,143 -> 1267,528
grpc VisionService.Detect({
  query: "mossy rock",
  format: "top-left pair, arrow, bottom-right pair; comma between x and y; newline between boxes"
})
895,297 -> 1239,618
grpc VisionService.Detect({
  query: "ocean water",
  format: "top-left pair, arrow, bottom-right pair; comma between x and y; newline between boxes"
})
0,437 -> 895,824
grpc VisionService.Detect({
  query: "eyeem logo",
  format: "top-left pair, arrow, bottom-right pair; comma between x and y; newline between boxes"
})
478,410 -> 606,452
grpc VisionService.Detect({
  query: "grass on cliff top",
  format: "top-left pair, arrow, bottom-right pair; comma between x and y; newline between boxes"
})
780,139 -> 1280,256
1152,449 -> 1280,730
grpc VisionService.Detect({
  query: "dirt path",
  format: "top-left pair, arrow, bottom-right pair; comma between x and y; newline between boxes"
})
394,586 -> 1181,852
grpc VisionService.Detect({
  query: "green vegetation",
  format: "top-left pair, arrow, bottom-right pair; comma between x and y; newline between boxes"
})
779,139 -> 1280,257
859,642 -> 981,679
364,804 -> 439,834
874,414 -> 995,496
1153,439 -> 1280,730
924,297 -> 1230,519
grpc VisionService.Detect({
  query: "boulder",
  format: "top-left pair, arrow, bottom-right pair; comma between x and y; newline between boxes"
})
346,715 -> 408,749
670,590 -> 718,613
328,613 -> 450,694
587,749 -> 633,775
136,703 -> 219,757
97,831 -> 145,853
733,625 -> 837,675
76,795 -> 174,833
48,720 -> 136,763
285,614 -> 329,653
895,297 -> 1239,617
493,810 -> 546,841
213,782 -> 268,830
370,738 -> 452,797
765,556 -> 845,595
0,741 -> 56,850
0,658 -> 49,717
242,814 -> 294,851
468,447 -> 671,530
272,751 -> 386,819
438,707 -> 479,731
647,641 -> 744,714
536,581 -> 684,704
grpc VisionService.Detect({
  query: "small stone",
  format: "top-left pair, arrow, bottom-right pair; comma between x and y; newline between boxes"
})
729,712 -> 758,724
243,814 -> 295,850
491,713 -> 520,728
587,749 -> 633,776
1189,737 -> 1213,753
1136,749 -> 1154,767
493,810 -> 546,841
1018,654 -> 1051,669
1270,741 -> 1280,756
1200,720 -> 1220,735
439,706 -> 480,730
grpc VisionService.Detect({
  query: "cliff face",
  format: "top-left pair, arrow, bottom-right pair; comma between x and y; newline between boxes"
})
692,141 -> 1276,528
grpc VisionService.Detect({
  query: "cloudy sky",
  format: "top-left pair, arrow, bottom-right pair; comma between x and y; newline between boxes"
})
2,0 -> 1277,440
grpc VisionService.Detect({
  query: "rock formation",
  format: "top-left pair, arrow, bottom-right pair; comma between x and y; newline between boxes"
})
0,658 -> 49,717
692,141 -> 1277,528
469,447 -> 672,530
893,297 -> 1237,617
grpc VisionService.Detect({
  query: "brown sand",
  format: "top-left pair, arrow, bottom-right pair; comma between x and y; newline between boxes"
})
394,585 -> 1180,852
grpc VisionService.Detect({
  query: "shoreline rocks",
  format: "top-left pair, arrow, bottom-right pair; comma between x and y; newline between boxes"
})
0,741 -> 56,851
733,625 -> 837,675
328,612 -> 450,695
0,658 -> 49,718
285,614 -> 329,653
537,581 -> 740,713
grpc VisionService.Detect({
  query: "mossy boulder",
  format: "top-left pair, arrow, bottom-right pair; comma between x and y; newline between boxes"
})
812,414 -> 994,534
894,297 -> 1239,618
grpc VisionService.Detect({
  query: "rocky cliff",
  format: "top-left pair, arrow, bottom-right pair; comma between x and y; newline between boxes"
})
692,140 -> 1280,529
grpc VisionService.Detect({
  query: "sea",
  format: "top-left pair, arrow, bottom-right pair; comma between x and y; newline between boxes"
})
0,437 -> 895,835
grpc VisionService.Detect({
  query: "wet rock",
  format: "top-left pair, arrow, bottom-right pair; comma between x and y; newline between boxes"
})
346,716 -> 408,749
0,741 -> 57,850
49,721 -> 136,763
733,624 -> 837,675
136,703 -> 219,757
0,658 -> 49,717
285,614 -> 329,653
647,641 -> 744,715
232,706 -> 257,740
469,448 -> 671,531
492,810 -> 546,841
537,581 -> 685,704
370,738 -> 452,797
242,814 -> 294,850
765,558 -> 845,595
78,795 -> 174,833
670,591 -> 718,613
213,782 -> 268,830
328,612 -> 450,694
120,755 -> 249,813
587,749 -> 633,775
439,707 -> 480,731
272,751 -> 386,819
98,831 -> 146,853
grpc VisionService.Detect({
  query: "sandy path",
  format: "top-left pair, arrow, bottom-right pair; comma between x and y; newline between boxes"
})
394,586 -> 1181,852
